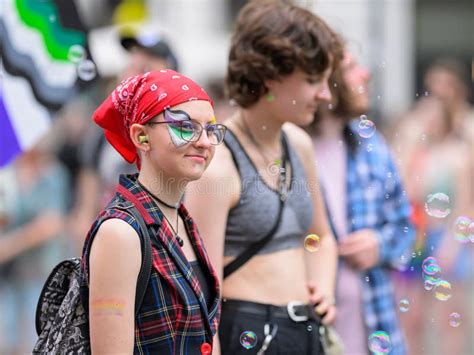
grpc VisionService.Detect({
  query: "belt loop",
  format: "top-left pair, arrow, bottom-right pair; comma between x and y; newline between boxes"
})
265,304 -> 274,324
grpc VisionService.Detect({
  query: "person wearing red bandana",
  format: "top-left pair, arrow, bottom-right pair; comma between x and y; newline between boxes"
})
82,69 -> 225,354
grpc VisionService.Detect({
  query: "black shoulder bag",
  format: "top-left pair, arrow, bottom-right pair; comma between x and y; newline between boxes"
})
223,132 -> 290,279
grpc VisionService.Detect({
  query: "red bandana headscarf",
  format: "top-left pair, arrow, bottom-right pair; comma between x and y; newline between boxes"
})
93,69 -> 213,165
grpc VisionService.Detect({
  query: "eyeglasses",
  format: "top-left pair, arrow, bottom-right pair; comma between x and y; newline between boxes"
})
146,109 -> 227,145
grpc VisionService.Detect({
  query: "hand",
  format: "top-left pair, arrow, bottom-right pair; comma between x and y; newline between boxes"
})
338,229 -> 379,270
307,282 -> 336,325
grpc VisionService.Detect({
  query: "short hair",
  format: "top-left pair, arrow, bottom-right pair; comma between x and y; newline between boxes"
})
226,0 -> 343,108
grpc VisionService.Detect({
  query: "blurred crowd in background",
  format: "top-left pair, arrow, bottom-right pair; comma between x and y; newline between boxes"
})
0,0 -> 473,354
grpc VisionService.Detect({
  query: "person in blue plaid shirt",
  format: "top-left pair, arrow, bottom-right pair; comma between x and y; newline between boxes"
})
309,49 -> 415,355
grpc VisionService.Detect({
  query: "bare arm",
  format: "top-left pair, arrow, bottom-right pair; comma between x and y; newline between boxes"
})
186,145 -> 239,285
88,218 -> 141,354
186,145 -> 239,355
284,124 -> 338,323
0,213 -> 63,264
437,145 -> 473,268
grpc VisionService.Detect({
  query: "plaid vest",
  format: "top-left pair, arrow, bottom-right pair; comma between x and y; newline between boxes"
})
82,174 -> 220,354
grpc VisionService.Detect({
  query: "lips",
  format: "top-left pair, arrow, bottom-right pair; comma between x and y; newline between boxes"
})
185,154 -> 207,163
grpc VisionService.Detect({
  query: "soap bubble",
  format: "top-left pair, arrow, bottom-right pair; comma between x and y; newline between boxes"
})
424,193 -> 451,218
77,59 -> 97,81
469,222 -> 474,243
68,45 -> 86,63
240,331 -> 257,349
434,280 -> 452,301
424,279 -> 435,291
304,234 -> 321,252
368,331 -> 392,353
358,119 -> 376,138
449,312 -> 461,327
423,270 -> 442,290
422,256 -> 441,275
453,216 -> 471,243
399,299 -> 410,313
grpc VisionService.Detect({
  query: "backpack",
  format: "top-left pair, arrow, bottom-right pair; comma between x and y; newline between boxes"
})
33,202 -> 153,354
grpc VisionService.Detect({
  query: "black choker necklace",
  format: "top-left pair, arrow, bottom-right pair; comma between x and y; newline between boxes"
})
138,180 -> 184,247
137,180 -> 182,209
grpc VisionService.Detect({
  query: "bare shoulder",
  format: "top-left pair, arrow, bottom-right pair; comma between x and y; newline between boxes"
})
206,143 -> 237,179
95,218 -> 140,244
282,122 -> 314,160
188,136 -> 241,207
449,140 -> 472,168
90,218 -> 141,269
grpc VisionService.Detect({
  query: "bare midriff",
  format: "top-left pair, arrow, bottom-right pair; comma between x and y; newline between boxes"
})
222,247 -> 308,305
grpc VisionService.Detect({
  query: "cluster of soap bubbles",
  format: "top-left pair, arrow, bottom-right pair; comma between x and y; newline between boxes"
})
68,45 -> 97,81
421,256 -> 452,301
426,193 -> 474,243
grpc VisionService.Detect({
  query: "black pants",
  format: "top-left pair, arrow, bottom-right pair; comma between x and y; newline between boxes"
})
220,299 -> 322,355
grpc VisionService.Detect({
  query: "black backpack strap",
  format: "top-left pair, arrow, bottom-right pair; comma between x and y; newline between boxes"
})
112,203 -> 153,316
123,205 -> 153,316
223,132 -> 290,279
83,201 -> 153,317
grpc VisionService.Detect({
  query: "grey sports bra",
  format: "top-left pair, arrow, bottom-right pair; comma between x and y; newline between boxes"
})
224,129 -> 313,257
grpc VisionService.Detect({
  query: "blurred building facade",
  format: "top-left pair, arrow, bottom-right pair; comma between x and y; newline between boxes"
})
80,0 -> 472,121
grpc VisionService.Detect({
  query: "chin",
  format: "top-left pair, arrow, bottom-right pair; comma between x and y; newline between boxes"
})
185,166 -> 207,181
297,112 -> 317,127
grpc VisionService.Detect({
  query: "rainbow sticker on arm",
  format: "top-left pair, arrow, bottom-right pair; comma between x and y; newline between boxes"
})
90,299 -> 126,317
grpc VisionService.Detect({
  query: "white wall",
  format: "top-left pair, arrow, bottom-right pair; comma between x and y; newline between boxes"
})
311,0 -> 415,119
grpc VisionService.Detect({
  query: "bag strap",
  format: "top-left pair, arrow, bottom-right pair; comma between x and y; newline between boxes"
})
83,200 -> 153,317
223,132 -> 290,279
121,205 -> 153,316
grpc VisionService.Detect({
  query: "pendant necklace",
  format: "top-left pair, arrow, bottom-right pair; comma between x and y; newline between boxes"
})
138,181 -> 184,247
239,115 -> 288,201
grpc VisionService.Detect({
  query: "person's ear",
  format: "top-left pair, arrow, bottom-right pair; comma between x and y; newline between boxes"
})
130,124 -> 150,152
138,135 -> 149,144
263,80 -> 276,103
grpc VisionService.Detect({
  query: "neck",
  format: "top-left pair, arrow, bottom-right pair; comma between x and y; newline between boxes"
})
448,101 -> 469,126
137,168 -> 185,209
318,114 -> 346,139
237,105 -> 283,150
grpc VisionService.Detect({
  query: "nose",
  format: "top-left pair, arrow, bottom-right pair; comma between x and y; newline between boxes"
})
316,80 -> 332,102
194,129 -> 213,149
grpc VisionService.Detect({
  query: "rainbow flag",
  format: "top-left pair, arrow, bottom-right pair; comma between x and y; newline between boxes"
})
0,0 -> 91,167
